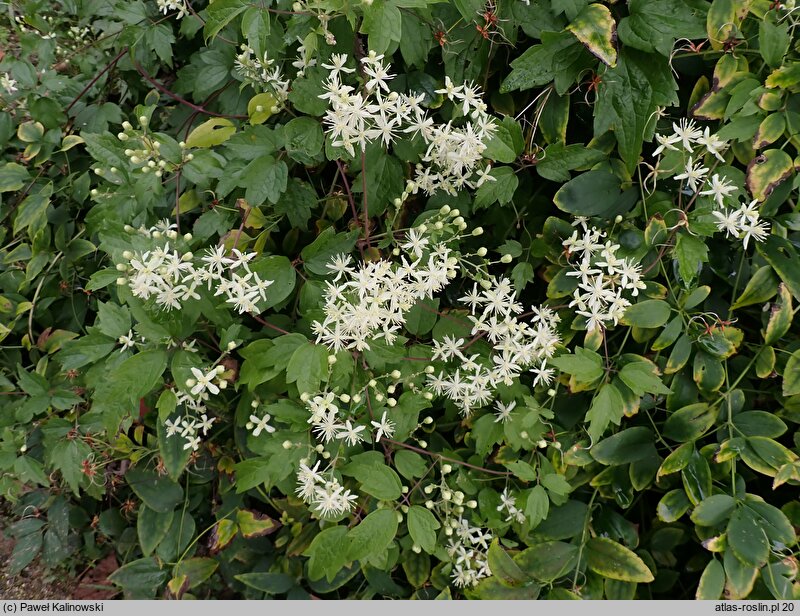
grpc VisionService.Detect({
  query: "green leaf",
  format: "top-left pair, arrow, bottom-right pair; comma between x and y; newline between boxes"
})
618,362 -> 671,396
674,232 -> 709,287
407,505 -> 440,554
536,143 -> 606,182
526,485 -> 550,529
342,457 -> 403,501
620,300 -> 672,328
594,48 -> 678,173
681,450 -> 712,505
204,0 -> 248,41
782,349 -> 800,397
249,255 -> 296,310
586,537 -> 654,583
137,506 -> 174,557
242,156 -> 288,205
586,383 -> 625,443
361,0 -> 401,54
0,162 -> 30,192
235,572 -> 295,595
393,450 -> 428,480
553,169 -> 636,218
500,31 -> 593,95
696,559 -> 725,600
657,489 -> 691,523
515,541 -> 580,583
617,0 -> 708,56
108,557 -> 167,596
354,147 -> 404,217
746,149 -> 794,202
304,525 -> 349,582
126,468 -> 184,513
663,403 -> 717,442
591,427 -> 656,465
757,236 -> 800,302
96,301 -> 131,339
286,342 -> 328,394
728,507 -> 769,567
473,167 -> 518,209
759,17 -> 790,68
487,539 -> 529,586
173,558 -> 218,589
732,265 -> 779,309
14,183 -> 52,237
346,508 -> 398,562
690,494 -> 736,527
549,347 -> 603,383
566,3 -> 617,67
301,227 -> 360,276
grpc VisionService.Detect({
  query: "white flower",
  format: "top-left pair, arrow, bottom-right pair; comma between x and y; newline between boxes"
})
118,329 -> 136,351
652,132 -> 681,156
165,418 -> 181,437
493,400 -> 516,423
1,73 -> 18,94
183,435 -> 201,451
699,173 -> 736,207
370,411 -> 396,440
190,367 -> 220,396
672,118 -> 702,150
337,420 -> 366,446
696,127 -> 728,162
197,414 -> 215,435
673,156 -> 709,192
248,413 -> 275,436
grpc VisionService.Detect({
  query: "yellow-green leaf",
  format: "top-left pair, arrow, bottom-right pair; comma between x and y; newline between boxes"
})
753,113 -> 785,149
185,118 -> 236,149
765,62 -> 800,92
236,509 -> 279,538
586,537 -> 654,583
706,0 -> 750,50
248,93 -> 278,125
566,3 -> 617,68
746,149 -> 795,201
764,283 -> 792,345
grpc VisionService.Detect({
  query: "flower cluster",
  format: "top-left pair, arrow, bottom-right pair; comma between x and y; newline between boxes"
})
320,52 -> 497,197
295,458 -> 359,517
116,222 -> 273,314
234,45 -> 290,105
421,468 -> 490,587
496,487 -> 526,524
156,0 -> 190,19
428,280 -> 561,416
311,211 -> 468,353
1,73 -> 17,95
652,118 -> 770,249
112,115 -> 192,178
563,218 -> 646,332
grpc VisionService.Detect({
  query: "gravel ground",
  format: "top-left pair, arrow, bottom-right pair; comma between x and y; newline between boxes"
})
0,532 -> 75,599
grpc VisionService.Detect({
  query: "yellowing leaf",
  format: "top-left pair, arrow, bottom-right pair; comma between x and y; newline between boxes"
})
185,118 -> 236,149
746,148 -> 795,201
566,3 -> 617,68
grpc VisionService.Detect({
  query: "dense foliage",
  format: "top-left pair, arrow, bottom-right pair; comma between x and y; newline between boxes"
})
1,0 -> 799,600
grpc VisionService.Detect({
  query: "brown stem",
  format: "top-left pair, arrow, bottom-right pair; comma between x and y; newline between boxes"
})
382,438 -> 511,476
66,46 -> 128,113
132,58 -> 247,120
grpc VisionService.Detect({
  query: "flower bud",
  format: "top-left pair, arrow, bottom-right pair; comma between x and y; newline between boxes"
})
472,227 -> 483,236
322,451 -> 331,459
450,208 -> 460,217
375,393 -> 384,402
453,216 -> 464,225
477,247 -> 488,257
434,221 -> 443,230
185,378 -> 196,387
418,440 -> 427,448
538,439 -> 548,449
520,431 -> 528,439
548,388 -> 556,397
614,214 -> 623,223
425,365 -> 435,374
115,263 -> 127,271
467,500 -> 477,508
368,379 -> 377,387
412,544 -> 421,554
282,440 -> 293,449
138,115 -> 148,126
393,198 -> 402,207
500,254 -> 513,263
218,380 -> 227,390
423,392 -> 433,400
423,416 -> 433,424
122,121 -> 133,131
387,398 -> 396,407
352,394 -> 362,403
327,354 -> 337,365
184,233 -> 193,241
117,132 -> 128,141
251,400 -> 259,408
387,385 -> 396,394
423,485 -> 434,494
227,340 -> 237,351
425,500 -> 435,509
116,277 -> 127,286
90,188 -> 99,196
300,393 -> 310,402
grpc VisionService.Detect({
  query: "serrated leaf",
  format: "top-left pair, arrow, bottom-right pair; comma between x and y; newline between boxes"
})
346,508 -> 398,562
